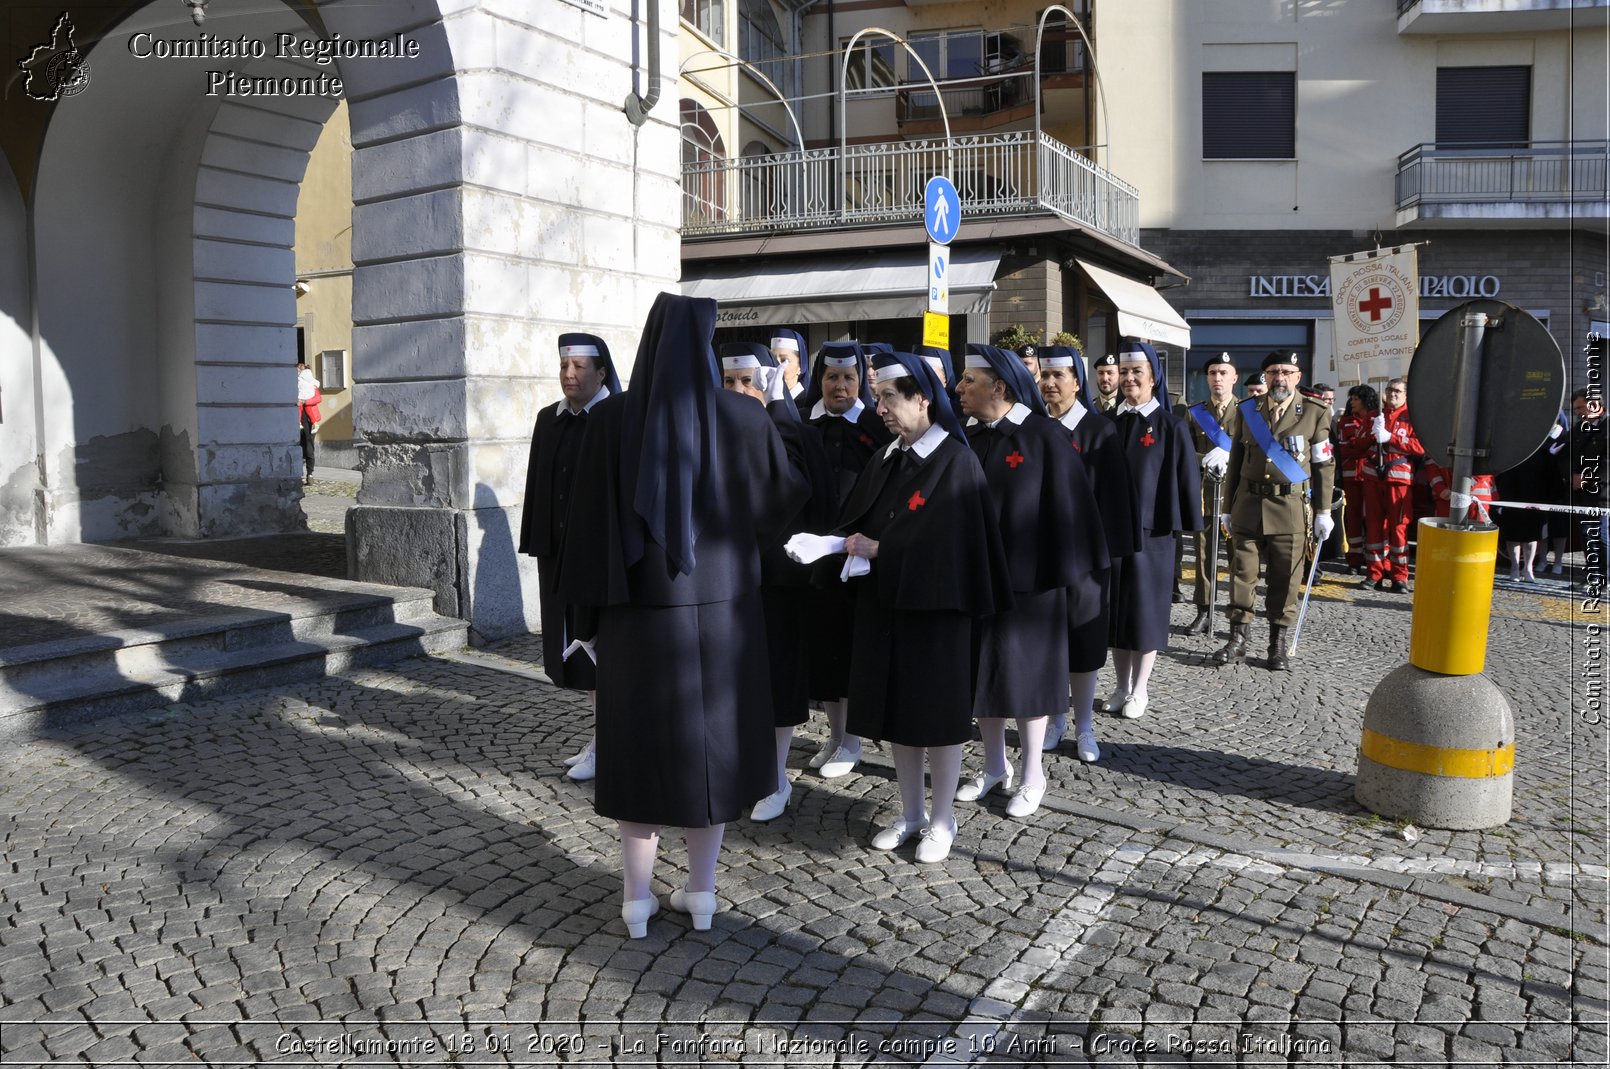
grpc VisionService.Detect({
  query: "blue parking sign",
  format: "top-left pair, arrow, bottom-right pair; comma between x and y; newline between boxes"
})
924,176 -> 960,245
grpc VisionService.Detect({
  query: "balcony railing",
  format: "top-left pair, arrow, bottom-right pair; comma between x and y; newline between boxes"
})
1395,141 -> 1610,209
683,130 -> 1139,246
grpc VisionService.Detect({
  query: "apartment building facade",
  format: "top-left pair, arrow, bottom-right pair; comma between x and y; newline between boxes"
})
1099,0 -> 1609,401
677,0 -> 1192,367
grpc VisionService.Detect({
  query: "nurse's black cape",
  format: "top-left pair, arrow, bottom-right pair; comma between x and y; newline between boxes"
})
1059,402 -> 1141,561
967,409 -> 1110,593
1112,404 -> 1203,538
835,437 -> 1012,616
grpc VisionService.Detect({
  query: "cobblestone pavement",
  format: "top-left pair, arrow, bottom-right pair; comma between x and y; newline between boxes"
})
2,571 -> 1607,1066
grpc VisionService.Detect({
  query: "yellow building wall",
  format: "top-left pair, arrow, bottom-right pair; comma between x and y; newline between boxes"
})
293,99 -> 354,448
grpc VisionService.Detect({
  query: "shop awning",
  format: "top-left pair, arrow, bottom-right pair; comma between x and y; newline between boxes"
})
1076,258 -> 1192,349
683,247 -> 1002,327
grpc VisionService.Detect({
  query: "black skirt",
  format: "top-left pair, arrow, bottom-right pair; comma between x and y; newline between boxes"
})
847,602 -> 974,747
593,590 -> 773,827
1066,568 -> 1112,673
538,560 -> 597,691
806,582 -> 855,701
973,587 -> 1068,718
761,586 -> 810,727
1109,534 -> 1176,652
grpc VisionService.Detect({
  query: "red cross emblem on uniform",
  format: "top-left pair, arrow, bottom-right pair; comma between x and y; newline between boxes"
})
1140,430 -> 1156,447
1005,451 -> 1026,469
1358,287 -> 1393,322
907,490 -> 926,511
858,433 -> 874,446
1071,440 -> 1083,453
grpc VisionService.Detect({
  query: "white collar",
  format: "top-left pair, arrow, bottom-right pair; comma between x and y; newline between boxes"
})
883,421 -> 949,461
811,397 -> 865,422
558,384 -> 610,416
1056,400 -> 1089,431
967,402 -> 1031,429
790,381 -> 804,399
1115,397 -> 1161,417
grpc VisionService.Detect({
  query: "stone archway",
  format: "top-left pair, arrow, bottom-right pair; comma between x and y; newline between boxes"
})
26,0 -> 462,543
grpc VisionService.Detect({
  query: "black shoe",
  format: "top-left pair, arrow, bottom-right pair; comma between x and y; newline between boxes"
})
1213,622 -> 1249,666
1374,579 -> 1388,591
1267,625 -> 1291,672
1188,607 -> 1210,634
1388,579 -> 1407,593
1172,589 -> 1185,604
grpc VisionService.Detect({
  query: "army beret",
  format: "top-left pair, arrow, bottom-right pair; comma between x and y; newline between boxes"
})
1204,351 -> 1235,368
1092,353 -> 1120,368
1260,350 -> 1300,372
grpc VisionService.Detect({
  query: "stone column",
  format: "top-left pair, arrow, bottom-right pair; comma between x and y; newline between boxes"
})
344,0 -> 682,640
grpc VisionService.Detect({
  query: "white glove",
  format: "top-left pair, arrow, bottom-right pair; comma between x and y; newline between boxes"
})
1218,513 -> 1232,533
1549,422 -> 1565,440
1371,415 -> 1390,443
839,556 -> 870,581
784,532 -> 846,564
1202,446 -> 1229,478
1313,512 -> 1335,543
562,638 -> 597,665
758,365 -> 789,405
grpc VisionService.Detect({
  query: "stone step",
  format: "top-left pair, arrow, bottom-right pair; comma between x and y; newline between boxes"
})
0,614 -> 468,739
0,563 -> 469,737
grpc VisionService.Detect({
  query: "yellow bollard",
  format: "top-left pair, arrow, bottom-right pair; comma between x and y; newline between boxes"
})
1409,517 -> 1499,675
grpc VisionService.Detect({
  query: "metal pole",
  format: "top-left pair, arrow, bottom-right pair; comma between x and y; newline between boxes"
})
1447,311 -> 1490,527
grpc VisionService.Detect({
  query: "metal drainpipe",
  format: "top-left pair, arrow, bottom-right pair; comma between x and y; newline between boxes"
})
624,0 -> 662,126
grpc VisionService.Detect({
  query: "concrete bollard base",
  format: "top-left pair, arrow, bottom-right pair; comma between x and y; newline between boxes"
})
1355,663 -> 1514,830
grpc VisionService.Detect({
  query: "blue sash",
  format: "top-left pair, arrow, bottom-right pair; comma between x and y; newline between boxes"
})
1238,399 -> 1309,484
1188,402 -> 1233,452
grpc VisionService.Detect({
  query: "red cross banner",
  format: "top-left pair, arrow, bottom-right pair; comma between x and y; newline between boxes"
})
1329,245 -> 1420,369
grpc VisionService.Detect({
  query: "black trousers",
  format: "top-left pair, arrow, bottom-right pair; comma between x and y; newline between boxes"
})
299,412 -> 316,476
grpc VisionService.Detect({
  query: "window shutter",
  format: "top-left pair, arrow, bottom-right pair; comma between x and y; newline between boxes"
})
1436,66 -> 1530,148
1202,72 -> 1295,159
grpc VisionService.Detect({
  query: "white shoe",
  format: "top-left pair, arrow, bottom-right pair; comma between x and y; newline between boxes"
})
915,817 -> 957,863
749,783 -> 791,822
1120,694 -> 1148,720
621,896 -> 659,939
1042,717 -> 1067,752
566,749 -> 597,781
668,888 -> 718,931
563,738 -> 596,767
1099,690 -> 1128,713
955,765 -> 1014,802
1075,730 -> 1101,764
1006,784 -> 1046,818
872,816 -> 926,851
819,745 -> 861,779
808,737 -> 840,769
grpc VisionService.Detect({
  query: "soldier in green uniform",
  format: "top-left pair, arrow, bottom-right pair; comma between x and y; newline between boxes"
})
1090,352 -> 1121,414
1180,352 -> 1241,634
1214,351 -> 1336,671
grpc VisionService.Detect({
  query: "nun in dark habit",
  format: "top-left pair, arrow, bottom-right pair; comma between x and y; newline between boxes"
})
800,340 -> 892,780
767,328 -> 808,408
1104,340 -> 1202,720
952,344 -> 1108,818
834,350 -> 1012,863
557,294 -> 807,939
718,342 -> 838,822
516,332 -> 622,782
1036,345 -> 1140,762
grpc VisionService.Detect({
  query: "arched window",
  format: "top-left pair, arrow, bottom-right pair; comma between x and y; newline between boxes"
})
740,139 -> 776,223
738,0 -> 786,89
681,99 -> 727,225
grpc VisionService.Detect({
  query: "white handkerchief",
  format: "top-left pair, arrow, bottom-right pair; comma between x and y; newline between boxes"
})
784,532 -> 846,564
840,556 -> 870,581
562,638 -> 597,665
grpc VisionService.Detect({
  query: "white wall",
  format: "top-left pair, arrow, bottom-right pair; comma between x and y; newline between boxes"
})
1103,0 -> 1604,231
0,165 -> 34,546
